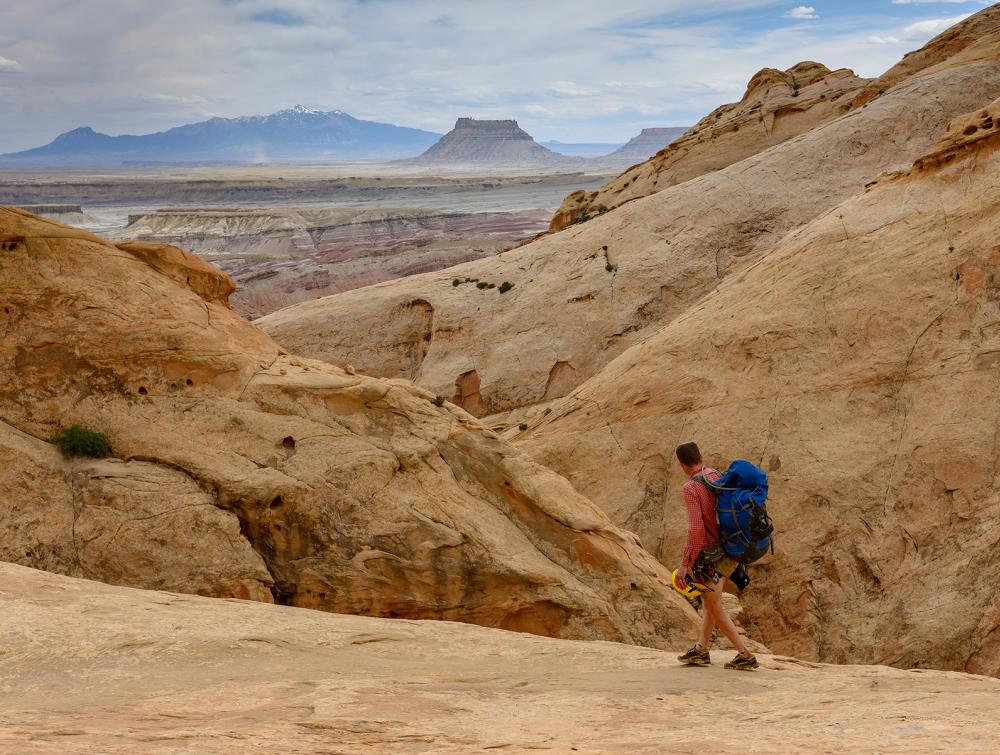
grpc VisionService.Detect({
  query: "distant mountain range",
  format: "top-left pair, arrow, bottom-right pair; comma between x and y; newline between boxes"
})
0,106 -> 442,166
0,106 -> 686,168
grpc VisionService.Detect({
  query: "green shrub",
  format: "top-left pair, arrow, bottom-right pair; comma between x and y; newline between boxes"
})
518,422 -> 528,431
452,278 -> 461,287
476,281 -> 490,289
50,425 -> 112,458
432,395 -> 446,407
499,281 -> 514,294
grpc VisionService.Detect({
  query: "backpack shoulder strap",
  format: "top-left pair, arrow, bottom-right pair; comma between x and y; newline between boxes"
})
692,468 -> 728,491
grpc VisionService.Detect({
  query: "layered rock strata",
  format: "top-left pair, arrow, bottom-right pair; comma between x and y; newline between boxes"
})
115,206 -> 550,318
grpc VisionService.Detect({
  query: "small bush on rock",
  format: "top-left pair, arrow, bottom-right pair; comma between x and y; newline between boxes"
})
432,395 -> 446,407
50,425 -> 112,458
499,281 -> 514,294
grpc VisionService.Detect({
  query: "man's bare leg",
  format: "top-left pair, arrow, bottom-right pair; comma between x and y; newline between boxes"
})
697,597 -> 716,649
701,579 -> 750,656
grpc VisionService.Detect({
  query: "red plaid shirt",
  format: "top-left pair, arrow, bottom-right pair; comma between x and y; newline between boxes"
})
681,466 -> 721,569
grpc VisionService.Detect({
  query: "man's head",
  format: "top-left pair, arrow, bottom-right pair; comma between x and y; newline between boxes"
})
675,442 -> 702,474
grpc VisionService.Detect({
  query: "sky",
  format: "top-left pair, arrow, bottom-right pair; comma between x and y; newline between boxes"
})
0,0 -> 994,152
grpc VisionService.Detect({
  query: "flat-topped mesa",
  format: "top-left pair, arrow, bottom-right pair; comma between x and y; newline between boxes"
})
550,61 -> 869,231
413,117 -> 578,166
454,117 -> 526,133
16,204 -> 83,214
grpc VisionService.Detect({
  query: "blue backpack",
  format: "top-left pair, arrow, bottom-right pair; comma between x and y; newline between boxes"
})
695,460 -> 774,564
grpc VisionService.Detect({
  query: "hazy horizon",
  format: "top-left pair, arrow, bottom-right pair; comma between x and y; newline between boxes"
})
0,0 -> 993,153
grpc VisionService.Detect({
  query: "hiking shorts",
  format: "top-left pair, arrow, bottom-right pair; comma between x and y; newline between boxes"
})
693,546 -> 738,585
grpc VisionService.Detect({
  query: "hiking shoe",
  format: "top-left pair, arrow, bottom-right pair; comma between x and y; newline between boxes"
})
677,645 -> 711,666
724,653 -> 759,671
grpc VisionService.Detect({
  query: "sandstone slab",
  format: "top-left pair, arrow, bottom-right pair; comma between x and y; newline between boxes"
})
2,563 -> 997,753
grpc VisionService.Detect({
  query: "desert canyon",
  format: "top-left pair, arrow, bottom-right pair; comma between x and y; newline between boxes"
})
2,4 -> 1000,752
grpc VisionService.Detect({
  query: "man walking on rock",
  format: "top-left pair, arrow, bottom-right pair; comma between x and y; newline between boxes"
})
673,442 -> 759,671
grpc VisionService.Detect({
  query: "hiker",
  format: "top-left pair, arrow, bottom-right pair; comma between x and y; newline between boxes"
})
673,441 -> 759,671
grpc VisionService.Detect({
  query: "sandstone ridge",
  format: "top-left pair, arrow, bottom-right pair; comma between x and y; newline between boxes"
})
259,11 -> 1000,420
3,563 -> 998,753
0,205 -> 698,647
549,61 -> 869,231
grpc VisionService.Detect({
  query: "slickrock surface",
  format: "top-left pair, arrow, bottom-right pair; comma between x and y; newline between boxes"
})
519,97 -> 1000,676
550,62 -> 868,231
259,10 -> 1000,417
3,563 -> 998,754
0,206 -> 698,647
412,118 -> 580,168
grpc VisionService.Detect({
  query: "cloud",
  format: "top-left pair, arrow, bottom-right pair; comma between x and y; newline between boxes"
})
891,1 -> 976,4
248,8 -> 308,26
548,81 -> 598,97
784,6 -> 818,20
900,14 -> 973,37
869,13 -> 972,43
140,93 -> 211,105
0,56 -> 22,73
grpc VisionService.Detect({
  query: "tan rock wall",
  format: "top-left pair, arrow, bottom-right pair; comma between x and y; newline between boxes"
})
0,419 -> 274,600
518,99 -> 1000,675
0,206 -> 698,648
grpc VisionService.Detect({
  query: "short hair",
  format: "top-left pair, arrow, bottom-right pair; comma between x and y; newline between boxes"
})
675,442 -> 702,466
